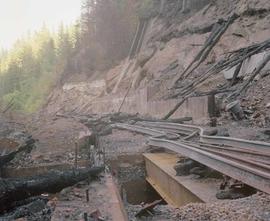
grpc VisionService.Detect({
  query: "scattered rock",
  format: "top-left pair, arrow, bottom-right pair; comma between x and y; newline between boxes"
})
190,167 -> 223,179
203,128 -> 218,136
216,185 -> 257,200
174,159 -> 201,176
217,127 -> 230,137
226,101 -> 244,120
90,209 -> 105,220
252,112 -> 261,119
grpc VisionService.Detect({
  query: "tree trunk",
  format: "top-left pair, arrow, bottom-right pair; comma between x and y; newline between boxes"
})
0,166 -> 104,213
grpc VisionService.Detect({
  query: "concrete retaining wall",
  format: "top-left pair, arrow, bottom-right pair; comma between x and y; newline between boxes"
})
89,87 -> 214,124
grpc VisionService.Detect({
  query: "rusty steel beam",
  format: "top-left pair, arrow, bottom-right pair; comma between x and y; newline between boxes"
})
144,153 -> 219,208
148,138 -> 270,194
144,154 -> 203,207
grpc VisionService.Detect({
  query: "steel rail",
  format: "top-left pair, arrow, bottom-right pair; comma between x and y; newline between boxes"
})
178,140 -> 270,172
253,158 -> 270,166
137,121 -> 270,153
139,127 -> 191,136
148,138 -> 270,194
115,122 -> 270,193
113,123 -> 180,140
136,121 -> 195,134
182,140 -> 270,159
194,144 -> 270,172
199,142 -> 270,157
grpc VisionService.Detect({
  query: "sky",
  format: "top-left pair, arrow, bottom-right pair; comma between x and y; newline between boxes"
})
0,0 -> 82,49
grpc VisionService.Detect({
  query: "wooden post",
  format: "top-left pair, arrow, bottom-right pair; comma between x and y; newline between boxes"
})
159,0 -> 165,14
84,212 -> 88,221
75,142 -> 78,169
86,189 -> 89,202
181,0 -> 187,13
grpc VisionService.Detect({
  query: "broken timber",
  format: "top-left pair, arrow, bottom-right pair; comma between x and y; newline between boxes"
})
166,37 -> 270,119
174,14 -> 238,85
0,166 -> 104,213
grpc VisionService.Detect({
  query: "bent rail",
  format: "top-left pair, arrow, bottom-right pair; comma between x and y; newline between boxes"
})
115,121 -> 270,194
148,138 -> 270,194
136,121 -> 270,153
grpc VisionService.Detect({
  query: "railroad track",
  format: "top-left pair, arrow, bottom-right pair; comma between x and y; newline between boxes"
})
114,121 -> 270,194
113,123 -> 180,140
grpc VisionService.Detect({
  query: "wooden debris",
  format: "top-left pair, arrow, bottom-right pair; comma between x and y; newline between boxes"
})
0,141 -> 34,168
135,199 -> 163,217
166,37 -> 270,119
228,52 -> 270,99
174,14 -> 238,84
0,167 -> 104,213
162,97 -> 188,120
230,61 -> 243,86
90,209 -> 105,221
0,197 -> 48,220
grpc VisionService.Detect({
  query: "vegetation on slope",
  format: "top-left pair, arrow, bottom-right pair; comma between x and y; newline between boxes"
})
0,24 -> 79,112
0,0 -> 138,112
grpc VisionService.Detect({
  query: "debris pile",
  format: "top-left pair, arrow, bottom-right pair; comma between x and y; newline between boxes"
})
173,193 -> 270,221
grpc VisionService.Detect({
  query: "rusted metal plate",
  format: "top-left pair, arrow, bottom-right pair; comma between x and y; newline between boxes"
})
144,153 -> 219,208
105,175 -> 129,221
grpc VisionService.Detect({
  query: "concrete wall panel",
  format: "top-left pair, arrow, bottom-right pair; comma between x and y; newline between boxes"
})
87,88 -> 212,124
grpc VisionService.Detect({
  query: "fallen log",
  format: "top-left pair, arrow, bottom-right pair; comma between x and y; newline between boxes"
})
0,166 -> 104,213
